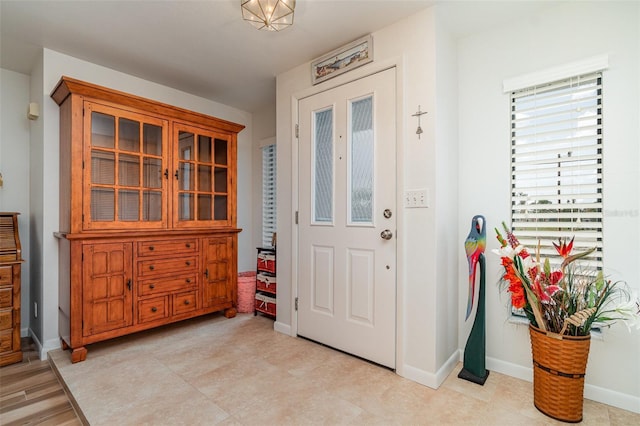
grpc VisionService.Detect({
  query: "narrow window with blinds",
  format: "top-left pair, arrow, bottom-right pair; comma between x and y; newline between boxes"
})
510,72 -> 603,270
262,144 -> 277,247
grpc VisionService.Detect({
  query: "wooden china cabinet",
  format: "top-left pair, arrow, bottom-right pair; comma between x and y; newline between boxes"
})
52,77 -> 244,362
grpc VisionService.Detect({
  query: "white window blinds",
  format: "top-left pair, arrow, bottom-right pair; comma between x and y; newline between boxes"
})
510,72 -> 603,266
262,144 -> 277,247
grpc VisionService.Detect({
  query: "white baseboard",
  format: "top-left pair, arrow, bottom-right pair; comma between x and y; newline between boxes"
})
584,383 -> 640,414
41,337 -> 61,360
400,350 -> 460,389
486,356 -> 533,383
29,329 -> 61,361
28,329 -> 44,359
273,320 -> 292,336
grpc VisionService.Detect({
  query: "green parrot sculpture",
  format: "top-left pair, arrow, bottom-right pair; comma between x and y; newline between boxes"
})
465,215 -> 486,320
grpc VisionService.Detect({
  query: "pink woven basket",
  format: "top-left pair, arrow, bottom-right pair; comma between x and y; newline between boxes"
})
237,272 -> 256,313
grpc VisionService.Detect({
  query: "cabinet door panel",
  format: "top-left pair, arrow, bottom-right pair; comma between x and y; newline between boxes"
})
83,243 -> 133,336
84,102 -> 169,230
202,237 -> 234,307
172,122 -> 236,228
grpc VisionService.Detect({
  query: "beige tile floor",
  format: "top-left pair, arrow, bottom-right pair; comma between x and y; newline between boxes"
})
49,313 -> 640,425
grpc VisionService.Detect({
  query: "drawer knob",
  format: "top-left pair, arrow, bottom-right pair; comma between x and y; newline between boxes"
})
149,284 -> 155,289
184,300 -> 190,305
186,261 -> 191,266
186,278 -> 191,283
186,243 -> 191,248
149,265 -> 155,270
151,307 -> 158,312
149,246 -> 155,251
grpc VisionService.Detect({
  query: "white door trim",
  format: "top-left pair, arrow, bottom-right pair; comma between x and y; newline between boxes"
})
289,56 -> 407,375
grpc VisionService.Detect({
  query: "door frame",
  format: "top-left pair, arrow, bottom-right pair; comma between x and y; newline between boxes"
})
290,57 -> 406,375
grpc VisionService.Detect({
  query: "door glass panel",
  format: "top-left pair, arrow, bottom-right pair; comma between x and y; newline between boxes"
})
179,132 -> 194,160
118,190 -> 139,221
143,124 -> 163,155
179,193 -> 194,220
198,195 -> 212,220
214,138 -> 227,165
91,151 -> 115,184
214,167 -> 227,193
350,96 -> 374,223
214,195 -> 227,220
92,112 -> 115,148
198,165 -> 212,191
143,191 -> 162,221
314,108 -> 333,223
118,154 -> 140,187
119,118 -> 140,152
179,163 -> 194,191
91,188 -> 115,221
143,158 -> 162,188
198,135 -> 212,163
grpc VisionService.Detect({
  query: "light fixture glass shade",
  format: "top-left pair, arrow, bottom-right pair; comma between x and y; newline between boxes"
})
241,0 -> 295,31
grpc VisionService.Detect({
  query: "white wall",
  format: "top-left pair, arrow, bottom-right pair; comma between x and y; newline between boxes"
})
24,48 -> 254,357
458,1 -> 640,412
0,69 -> 31,336
250,105 -> 277,261
276,6 -> 461,387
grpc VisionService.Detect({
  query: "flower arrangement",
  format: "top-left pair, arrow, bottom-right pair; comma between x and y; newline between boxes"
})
493,222 -> 640,336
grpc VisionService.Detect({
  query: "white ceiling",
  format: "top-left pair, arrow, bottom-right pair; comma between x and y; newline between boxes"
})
0,0 -> 551,113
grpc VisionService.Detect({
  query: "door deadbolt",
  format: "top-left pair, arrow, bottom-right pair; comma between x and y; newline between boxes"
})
383,209 -> 392,218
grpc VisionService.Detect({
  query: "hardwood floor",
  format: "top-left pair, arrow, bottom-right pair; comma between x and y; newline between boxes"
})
0,338 -> 82,426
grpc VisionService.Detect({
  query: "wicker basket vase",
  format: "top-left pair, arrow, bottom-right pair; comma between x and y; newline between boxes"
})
529,325 -> 591,423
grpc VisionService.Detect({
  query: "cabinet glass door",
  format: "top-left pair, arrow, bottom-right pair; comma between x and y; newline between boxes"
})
173,123 -> 234,228
84,102 -> 168,230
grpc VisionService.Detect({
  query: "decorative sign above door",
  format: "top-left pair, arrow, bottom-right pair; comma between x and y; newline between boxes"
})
311,35 -> 373,85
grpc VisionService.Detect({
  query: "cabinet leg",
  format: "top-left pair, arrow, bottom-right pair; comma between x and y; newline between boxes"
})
71,347 -> 87,363
224,307 -> 237,318
60,338 -> 69,350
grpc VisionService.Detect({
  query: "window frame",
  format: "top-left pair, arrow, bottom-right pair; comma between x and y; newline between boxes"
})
509,71 -> 604,269
261,143 -> 277,247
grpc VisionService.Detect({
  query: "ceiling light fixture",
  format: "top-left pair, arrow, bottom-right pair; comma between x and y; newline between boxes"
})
241,0 -> 295,31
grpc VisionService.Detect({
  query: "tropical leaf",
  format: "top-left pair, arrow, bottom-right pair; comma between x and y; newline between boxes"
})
560,247 -> 596,271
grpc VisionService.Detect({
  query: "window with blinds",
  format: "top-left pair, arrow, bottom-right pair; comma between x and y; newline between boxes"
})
510,72 -> 603,267
262,144 -> 277,247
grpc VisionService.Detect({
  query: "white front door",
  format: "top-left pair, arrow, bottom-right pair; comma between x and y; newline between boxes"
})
297,68 -> 396,368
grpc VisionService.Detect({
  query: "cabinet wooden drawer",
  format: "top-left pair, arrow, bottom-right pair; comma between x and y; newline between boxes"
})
138,275 -> 197,297
137,256 -> 198,277
137,240 -> 198,257
173,291 -> 197,315
0,329 -> 13,352
138,297 -> 169,324
0,309 -> 13,330
0,288 -> 12,309
0,266 -> 12,285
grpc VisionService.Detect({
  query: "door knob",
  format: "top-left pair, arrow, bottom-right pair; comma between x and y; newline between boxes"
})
380,229 -> 393,240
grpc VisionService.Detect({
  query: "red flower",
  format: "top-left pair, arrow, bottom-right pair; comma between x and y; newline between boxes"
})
549,270 -> 563,285
501,257 -> 527,309
553,237 -> 574,258
509,281 -> 526,309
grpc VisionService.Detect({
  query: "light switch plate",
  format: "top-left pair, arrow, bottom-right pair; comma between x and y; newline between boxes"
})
404,189 -> 429,208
